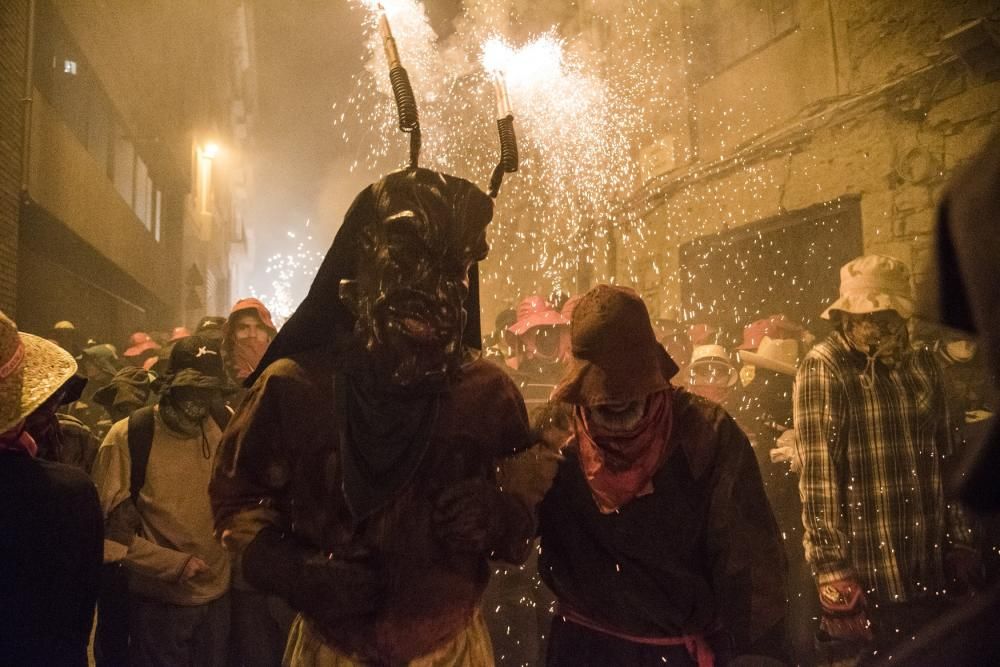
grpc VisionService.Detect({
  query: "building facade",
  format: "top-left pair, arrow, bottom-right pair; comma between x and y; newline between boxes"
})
478,0 -> 1000,335
0,0 -> 257,346
626,0 -> 1000,332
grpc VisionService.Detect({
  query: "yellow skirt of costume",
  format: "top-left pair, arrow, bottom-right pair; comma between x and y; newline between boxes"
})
283,610 -> 494,667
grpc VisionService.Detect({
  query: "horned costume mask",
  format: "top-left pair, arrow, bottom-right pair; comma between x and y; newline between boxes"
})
339,169 -> 493,387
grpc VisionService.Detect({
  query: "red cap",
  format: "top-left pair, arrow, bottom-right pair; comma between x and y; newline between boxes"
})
736,315 -> 804,350
508,295 -> 568,337
124,332 -> 160,358
169,326 -> 192,342
226,298 -> 277,335
688,323 -> 719,347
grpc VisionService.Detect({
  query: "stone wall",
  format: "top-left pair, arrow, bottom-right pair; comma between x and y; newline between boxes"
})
628,0 -> 1000,322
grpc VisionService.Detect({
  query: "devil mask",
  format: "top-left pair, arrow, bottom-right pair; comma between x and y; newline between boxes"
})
244,169 -> 492,390
337,170 -> 492,386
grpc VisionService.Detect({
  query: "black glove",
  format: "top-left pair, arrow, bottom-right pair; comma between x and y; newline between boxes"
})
432,479 -> 531,560
243,527 -> 383,620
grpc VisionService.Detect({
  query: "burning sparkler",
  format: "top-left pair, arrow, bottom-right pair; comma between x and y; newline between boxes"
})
481,37 -> 519,198
364,0 -> 421,168
342,1 -> 676,309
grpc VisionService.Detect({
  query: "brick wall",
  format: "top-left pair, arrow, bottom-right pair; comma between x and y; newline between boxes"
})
0,0 -> 28,316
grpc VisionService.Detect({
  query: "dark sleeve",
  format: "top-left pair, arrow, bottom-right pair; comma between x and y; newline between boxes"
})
210,363 -> 298,532
74,474 -> 104,650
488,365 -> 533,458
481,364 -> 537,564
705,412 -> 788,656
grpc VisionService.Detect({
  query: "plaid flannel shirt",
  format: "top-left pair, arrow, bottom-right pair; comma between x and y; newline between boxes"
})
794,331 -> 973,602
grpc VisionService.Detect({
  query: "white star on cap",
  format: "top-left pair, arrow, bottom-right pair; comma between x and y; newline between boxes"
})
195,346 -> 219,358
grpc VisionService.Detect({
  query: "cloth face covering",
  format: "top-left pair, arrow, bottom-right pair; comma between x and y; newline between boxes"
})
843,312 -> 909,366
232,337 -> 270,380
575,389 -> 674,513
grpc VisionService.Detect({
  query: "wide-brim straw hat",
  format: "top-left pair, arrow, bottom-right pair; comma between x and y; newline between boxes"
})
738,336 -> 799,376
0,311 -> 78,434
821,254 -> 914,320
553,285 -> 678,406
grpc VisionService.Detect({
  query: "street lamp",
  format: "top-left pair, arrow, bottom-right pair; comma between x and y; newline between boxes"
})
198,142 -> 221,215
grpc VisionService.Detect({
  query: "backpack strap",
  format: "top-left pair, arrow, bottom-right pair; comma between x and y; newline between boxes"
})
127,406 -> 157,503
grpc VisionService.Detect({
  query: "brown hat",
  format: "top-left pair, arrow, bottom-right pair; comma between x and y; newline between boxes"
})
0,310 -> 78,434
553,285 -> 678,406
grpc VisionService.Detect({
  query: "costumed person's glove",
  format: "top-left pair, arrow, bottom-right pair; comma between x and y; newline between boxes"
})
432,479 -> 530,559
817,577 -> 874,642
242,527 -> 383,621
946,546 -> 985,593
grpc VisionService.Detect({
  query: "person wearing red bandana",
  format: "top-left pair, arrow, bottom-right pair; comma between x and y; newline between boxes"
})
223,298 -> 278,388
537,285 -> 787,666
0,310 -> 103,666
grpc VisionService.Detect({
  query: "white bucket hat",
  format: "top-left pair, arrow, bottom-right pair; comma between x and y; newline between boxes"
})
821,254 -> 913,320
739,336 -> 799,376
0,310 -> 78,434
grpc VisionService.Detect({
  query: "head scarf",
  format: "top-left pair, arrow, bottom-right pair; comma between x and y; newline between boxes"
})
574,389 -> 675,513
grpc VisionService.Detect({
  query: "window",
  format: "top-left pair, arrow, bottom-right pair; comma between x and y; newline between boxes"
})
112,129 -> 135,206
33,0 -> 169,238
153,191 -> 162,242
86,91 -> 112,178
133,158 -> 149,228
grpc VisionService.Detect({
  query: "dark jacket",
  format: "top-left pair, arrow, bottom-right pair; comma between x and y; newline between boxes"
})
0,452 -> 103,666
210,344 -> 536,663
538,389 -> 787,656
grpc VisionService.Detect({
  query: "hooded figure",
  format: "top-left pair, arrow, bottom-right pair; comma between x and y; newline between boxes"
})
538,285 -> 787,666
1,310 -> 103,666
882,133 -> 1000,666
210,168 -> 536,665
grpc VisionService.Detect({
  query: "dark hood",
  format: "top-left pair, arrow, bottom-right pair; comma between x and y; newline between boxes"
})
922,131 -> 1000,511
247,168 -> 491,387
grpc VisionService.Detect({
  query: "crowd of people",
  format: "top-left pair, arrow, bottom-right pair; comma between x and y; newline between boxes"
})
2,148 -> 999,667
479,256 -> 996,666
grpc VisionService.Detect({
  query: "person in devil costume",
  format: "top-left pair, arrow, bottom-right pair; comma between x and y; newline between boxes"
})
210,168 -> 537,666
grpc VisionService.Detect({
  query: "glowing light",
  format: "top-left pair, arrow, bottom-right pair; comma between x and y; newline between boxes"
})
202,142 -> 221,159
481,37 -> 513,74
341,0 -> 681,313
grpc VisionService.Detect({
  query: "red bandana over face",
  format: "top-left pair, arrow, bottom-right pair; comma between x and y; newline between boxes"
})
232,337 -> 270,380
574,389 -> 674,514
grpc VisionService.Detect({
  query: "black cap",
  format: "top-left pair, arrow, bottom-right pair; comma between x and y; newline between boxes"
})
167,335 -> 225,380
